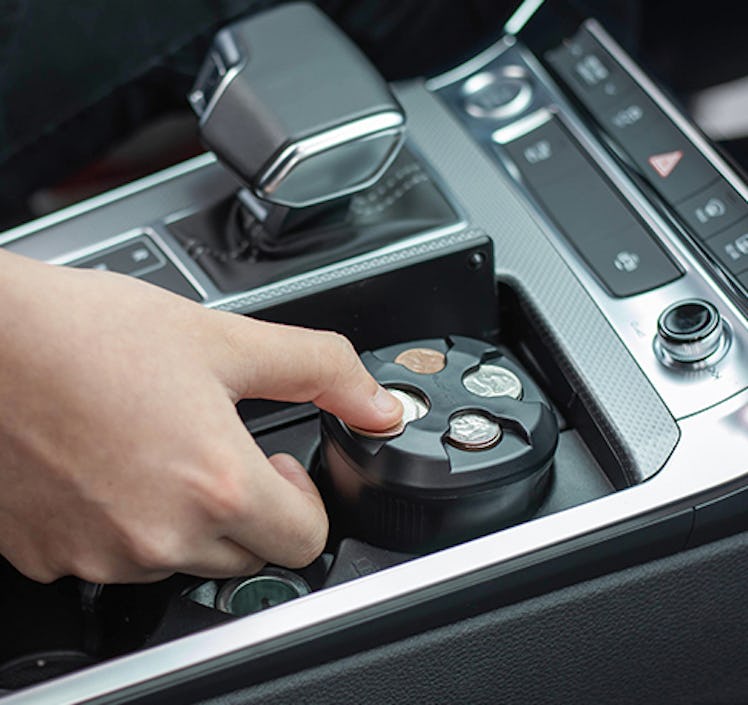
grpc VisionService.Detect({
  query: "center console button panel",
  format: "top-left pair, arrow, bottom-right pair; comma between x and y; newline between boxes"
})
542,28 -> 636,111
434,32 -> 748,420
704,218 -> 748,276
497,113 -> 681,296
546,31 -> 719,206
597,92 -> 718,204
545,22 -> 748,305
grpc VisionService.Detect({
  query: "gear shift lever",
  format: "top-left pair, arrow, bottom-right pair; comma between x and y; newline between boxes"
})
177,3 -> 452,289
189,2 -> 406,222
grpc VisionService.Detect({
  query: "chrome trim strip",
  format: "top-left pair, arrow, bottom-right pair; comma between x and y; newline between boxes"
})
426,36 -> 516,92
462,67 -> 534,121
503,0 -> 547,36
147,224 -> 223,300
6,389 -> 748,705
257,112 -> 406,207
491,107 -> 553,144
0,153 -> 218,248
585,19 -> 748,203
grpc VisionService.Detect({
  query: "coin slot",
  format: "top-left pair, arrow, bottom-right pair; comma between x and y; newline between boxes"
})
462,363 -> 524,400
394,347 -> 446,374
346,386 -> 430,439
446,411 -> 503,451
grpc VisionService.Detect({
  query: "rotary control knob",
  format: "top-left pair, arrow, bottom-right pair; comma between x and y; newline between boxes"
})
654,299 -> 730,368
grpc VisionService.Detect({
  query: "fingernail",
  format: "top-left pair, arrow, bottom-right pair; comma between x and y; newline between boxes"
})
372,386 -> 402,416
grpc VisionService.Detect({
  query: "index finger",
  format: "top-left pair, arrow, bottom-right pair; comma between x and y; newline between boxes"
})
212,314 -> 403,431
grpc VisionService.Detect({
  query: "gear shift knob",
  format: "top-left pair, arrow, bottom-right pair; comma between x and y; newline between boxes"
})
189,2 -> 406,209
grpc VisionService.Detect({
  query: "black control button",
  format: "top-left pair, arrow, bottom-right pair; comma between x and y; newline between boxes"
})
655,299 -> 727,366
500,116 -> 588,188
704,217 -> 748,275
599,91 -> 717,203
463,68 -> 533,121
545,30 -> 637,111
676,182 -> 748,240
503,119 -> 642,245
659,300 -> 719,342
537,162 -> 638,243
78,237 -> 165,276
579,222 -> 681,297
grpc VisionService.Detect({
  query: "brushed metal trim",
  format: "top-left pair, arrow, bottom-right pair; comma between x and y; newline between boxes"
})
512,44 -> 748,421
426,36 -> 517,92
0,153 -> 218,248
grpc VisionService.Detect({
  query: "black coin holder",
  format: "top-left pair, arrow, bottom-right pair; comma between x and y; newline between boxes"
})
319,335 -> 559,552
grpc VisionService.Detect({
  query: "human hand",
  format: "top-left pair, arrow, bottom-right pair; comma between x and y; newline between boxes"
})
0,250 -> 402,583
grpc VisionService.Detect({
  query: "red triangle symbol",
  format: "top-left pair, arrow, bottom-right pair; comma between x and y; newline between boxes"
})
648,150 -> 683,178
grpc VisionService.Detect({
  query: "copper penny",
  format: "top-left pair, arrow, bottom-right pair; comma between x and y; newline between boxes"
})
394,347 -> 446,374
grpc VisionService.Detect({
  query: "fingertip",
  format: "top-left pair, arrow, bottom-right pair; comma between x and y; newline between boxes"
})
371,386 -> 404,423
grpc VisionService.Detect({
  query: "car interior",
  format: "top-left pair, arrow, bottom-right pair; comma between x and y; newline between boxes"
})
1,1 -> 747,703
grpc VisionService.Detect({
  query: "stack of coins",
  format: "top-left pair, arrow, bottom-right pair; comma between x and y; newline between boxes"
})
446,412 -> 502,450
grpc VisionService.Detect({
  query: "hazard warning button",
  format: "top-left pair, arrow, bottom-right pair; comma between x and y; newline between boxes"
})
648,150 -> 683,179
600,90 -> 717,204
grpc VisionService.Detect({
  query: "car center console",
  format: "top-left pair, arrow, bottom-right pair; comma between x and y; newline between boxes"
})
1,3 -> 747,703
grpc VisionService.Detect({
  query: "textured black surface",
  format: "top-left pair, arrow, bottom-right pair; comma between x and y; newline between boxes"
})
197,529 -> 748,705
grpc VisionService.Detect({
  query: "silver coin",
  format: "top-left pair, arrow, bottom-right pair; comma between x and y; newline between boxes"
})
446,412 -> 502,450
348,387 -> 429,439
462,364 -> 523,399
391,387 -> 430,425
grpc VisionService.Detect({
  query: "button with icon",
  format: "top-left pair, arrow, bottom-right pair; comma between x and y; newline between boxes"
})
579,223 -> 681,297
705,217 -> 748,275
676,183 -> 748,240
